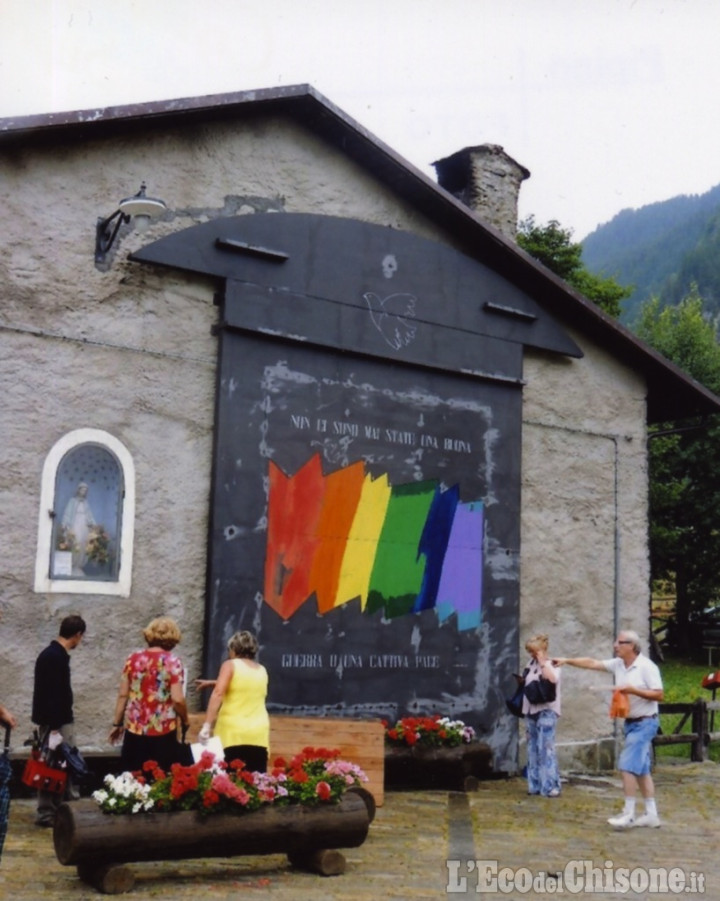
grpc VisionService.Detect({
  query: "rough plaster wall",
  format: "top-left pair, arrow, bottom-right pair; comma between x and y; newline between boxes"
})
0,313 -> 216,745
0,117 -> 450,749
0,113 -> 650,768
520,334 -> 649,770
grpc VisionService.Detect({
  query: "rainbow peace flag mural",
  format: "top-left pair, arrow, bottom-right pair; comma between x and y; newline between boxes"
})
264,455 -> 483,630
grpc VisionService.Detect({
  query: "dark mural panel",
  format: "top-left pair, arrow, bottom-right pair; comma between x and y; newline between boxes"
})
133,213 -> 581,769
206,332 -> 522,763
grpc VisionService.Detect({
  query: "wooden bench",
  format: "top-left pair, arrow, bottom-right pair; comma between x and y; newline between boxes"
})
186,713 -> 385,806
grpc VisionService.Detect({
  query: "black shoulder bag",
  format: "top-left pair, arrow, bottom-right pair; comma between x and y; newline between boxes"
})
523,675 -> 557,705
506,668 -> 528,717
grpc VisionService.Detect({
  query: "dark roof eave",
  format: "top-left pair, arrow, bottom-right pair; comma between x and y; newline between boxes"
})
2,84 -> 719,424
0,84 -> 318,139
502,246 -> 720,423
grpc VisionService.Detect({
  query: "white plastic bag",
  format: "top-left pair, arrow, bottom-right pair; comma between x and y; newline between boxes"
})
191,735 -> 223,763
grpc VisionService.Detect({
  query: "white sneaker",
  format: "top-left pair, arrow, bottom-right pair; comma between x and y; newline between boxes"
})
634,813 -> 661,828
607,812 -> 636,829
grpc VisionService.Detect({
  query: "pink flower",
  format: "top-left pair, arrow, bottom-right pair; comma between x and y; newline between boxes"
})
211,772 -> 251,806
199,750 -> 220,769
234,788 -> 250,806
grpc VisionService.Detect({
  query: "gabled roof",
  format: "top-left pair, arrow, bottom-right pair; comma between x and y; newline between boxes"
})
2,83 -> 719,423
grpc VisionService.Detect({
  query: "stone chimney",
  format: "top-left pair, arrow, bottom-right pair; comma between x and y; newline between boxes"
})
432,144 -> 530,240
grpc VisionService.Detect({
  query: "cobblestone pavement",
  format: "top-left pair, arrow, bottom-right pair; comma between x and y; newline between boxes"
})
0,761 -> 718,899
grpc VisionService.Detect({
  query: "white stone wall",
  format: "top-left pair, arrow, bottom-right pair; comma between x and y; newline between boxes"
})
520,334 -> 649,770
0,113 -> 649,769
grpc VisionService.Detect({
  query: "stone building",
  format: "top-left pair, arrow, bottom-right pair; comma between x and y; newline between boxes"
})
1,84 -> 718,772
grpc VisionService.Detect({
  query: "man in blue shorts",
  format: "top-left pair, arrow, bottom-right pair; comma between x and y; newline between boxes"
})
554,630 -> 664,829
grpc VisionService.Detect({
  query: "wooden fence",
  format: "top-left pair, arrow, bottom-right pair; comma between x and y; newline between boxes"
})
654,699 -> 720,761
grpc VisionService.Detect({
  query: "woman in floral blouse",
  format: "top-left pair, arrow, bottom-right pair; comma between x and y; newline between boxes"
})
109,617 -> 190,771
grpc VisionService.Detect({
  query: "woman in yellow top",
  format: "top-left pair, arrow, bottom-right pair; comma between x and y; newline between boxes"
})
198,631 -> 270,772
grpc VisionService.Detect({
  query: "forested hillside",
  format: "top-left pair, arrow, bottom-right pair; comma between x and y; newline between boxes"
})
581,183 -> 720,324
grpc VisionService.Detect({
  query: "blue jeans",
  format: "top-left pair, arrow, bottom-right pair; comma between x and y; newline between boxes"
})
619,716 -> 659,776
526,709 -> 560,796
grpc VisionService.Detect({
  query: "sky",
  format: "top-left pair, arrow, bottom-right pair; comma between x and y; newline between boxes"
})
2,0 -> 720,240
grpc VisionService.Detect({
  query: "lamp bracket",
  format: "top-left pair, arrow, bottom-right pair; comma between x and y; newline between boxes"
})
94,183 -> 166,265
95,210 -> 131,263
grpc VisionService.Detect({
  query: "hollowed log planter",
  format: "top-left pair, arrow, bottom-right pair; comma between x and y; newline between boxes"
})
54,791 -> 372,894
384,742 -> 493,791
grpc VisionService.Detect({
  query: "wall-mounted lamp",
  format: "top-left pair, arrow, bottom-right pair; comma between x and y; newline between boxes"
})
95,183 -> 167,264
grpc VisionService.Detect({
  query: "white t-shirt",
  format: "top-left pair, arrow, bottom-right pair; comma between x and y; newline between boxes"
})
601,653 -> 662,718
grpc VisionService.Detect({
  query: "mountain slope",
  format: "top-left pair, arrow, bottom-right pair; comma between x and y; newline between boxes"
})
661,210 -> 720,315
581,184 -> 720,324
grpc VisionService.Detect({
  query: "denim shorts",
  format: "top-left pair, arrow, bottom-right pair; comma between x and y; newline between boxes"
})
618,716 -> 659,776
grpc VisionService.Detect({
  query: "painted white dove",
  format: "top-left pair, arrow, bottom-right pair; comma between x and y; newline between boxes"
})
362,292 -> 417,350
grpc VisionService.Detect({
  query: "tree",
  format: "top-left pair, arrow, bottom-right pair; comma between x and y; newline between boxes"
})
635,287 -> 720,651
517,217 -> 631,318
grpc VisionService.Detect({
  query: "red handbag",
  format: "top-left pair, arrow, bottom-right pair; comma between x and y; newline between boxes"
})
21,751 -> 67,794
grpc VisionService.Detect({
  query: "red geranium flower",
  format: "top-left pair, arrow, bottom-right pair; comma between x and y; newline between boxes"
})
316,781 -> 332,801
94,744 -> 368,817
384,714 -> 476,748
202,789 -> 220,808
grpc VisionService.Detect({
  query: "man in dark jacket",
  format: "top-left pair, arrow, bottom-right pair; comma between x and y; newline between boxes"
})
31,614 -> 86,827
